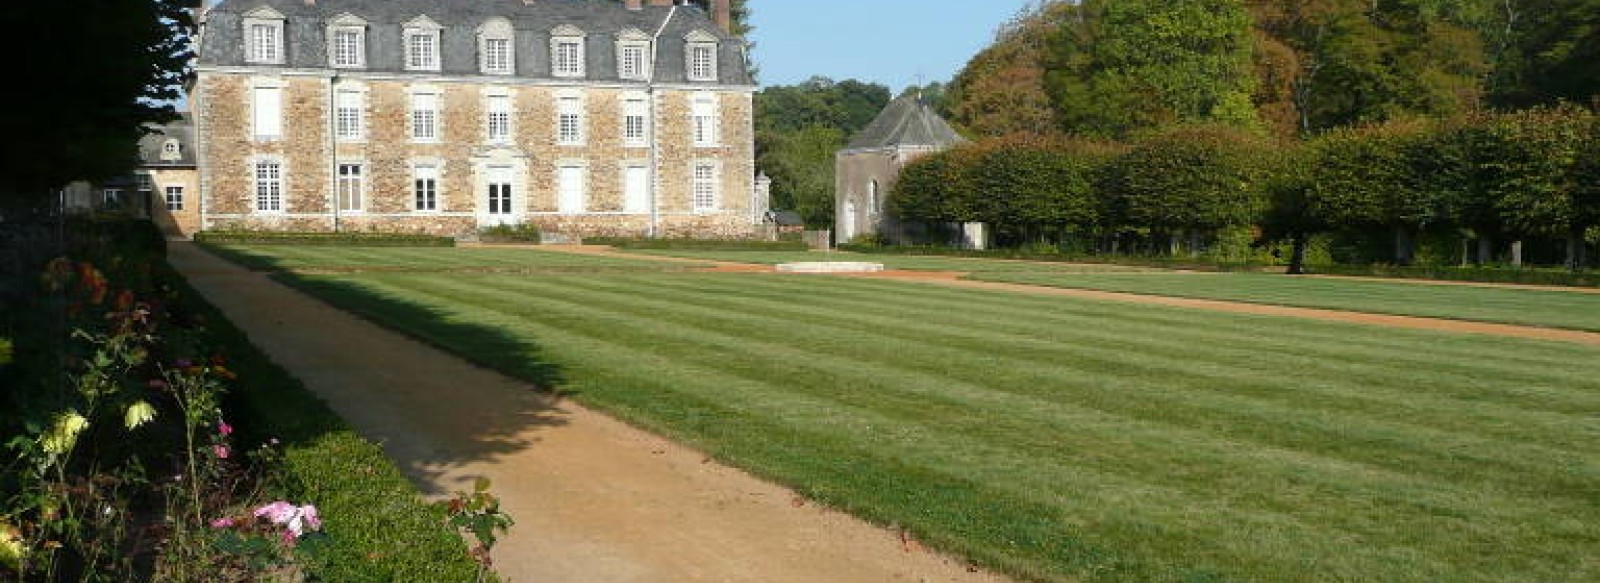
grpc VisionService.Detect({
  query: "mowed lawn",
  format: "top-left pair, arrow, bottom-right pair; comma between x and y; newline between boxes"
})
625,248 -> 1161,273
973,271 -> 1600,332
224,244 -> 1600,583
202,244 -> 703,272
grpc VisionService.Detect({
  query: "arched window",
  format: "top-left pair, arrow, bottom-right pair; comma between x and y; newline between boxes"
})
478,18 -> 515,75
869,179 -> 881,214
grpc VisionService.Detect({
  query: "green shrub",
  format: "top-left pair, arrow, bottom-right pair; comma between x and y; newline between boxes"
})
193,231 -> 455,247
588,237 -> 808,251
477,224 -> 542,243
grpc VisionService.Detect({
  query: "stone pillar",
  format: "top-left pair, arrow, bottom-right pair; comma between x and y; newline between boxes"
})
752,172 -> 771,225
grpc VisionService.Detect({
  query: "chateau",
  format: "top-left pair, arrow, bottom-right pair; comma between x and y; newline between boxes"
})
188,0 -> 760,239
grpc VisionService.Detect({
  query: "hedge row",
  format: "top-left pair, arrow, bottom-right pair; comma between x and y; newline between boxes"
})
193,231 -> 455,247
588,237 -> 809,251
893,107 -> 1600,269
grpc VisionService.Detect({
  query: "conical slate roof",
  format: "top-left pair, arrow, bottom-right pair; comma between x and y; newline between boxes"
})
846,94 -> 966,150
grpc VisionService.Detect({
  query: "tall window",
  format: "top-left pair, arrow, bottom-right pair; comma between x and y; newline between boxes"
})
165,186 -> 184,211
487,167 -> 513,217
691,94 -> 718,147
254,161 -> 283,212
244,8 -> 285,64
619,44 -> 646,80
692,162 -> 718,212
551,27 -> 586,78
337,164 -> 363,212
248,23 -> 281,64
406,30 -> 440,71
414,165 -> 439,211
335,91 -> 363,141
622,97 -> 648,147
557,96 -> 583,145
558,166 -> 586,215
486,95 -> 511,143
102,189 -> 123,209
331,28 -> 364,68
483,38 -> 512,74
252,86 -> 282,141
411,92 -> 440,142
689,44 -> 716,81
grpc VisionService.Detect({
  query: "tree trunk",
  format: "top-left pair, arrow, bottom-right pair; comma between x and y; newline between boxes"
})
1288,233 -> 1308,275
1568,227 -> 1587,272
1460,237 -> 1469,267
1477,235 -> 1493,265
1394,226 -> 1414,265
1512,240 -> 1524,267
1169,232 -> 1181,256
1189,230 -> 1202,258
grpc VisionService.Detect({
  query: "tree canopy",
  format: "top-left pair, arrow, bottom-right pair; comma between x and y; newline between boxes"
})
754,77 -> 893,227
0,0 -> 193,203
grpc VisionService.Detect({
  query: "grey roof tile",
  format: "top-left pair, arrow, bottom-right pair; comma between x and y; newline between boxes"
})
138,114 -> 196,168
200,0 -> 752,86
846,94 -> 966,150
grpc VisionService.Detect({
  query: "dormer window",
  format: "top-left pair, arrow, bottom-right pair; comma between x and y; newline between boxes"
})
404,16 -> 443,72
684,30 -> 719,82
616,28 -> 651,81
551,25 -> 587,78
161,139 -> 182,161
478,19 -> 515,75
243,7 -> 286,65
328,14 -> 368,68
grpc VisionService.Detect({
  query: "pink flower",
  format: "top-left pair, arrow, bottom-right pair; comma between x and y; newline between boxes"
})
297,505 -> 321,533
209,517 -> 236,529
255,501 -> 297,524
213,445 -> 230,459
218,421 -> 233,436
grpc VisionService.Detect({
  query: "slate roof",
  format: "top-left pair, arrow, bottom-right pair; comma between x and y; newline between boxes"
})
138,114 -> 196,168
200,0 -> 752,86
846,94 -> 966,150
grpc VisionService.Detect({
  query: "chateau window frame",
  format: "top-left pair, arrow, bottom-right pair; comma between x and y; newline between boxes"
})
691,92 -> 719,148
161,139 -> 182,161
485,92 -> 513,144
556,93 -> 585,146
621,93 -> 649,147
409,88 -> 442,143
165,186 -> 184,211
412,162 -> 441,212
551,25 -> 588,78
691,160 -> 720,213
252,158 -> 285,214
615,28 -> 651,81
337,162 -> 365,213
327,14 -> 368,69
478,18 -> 516,75
403,16 -> 444,72
250,80 -> 285,143
684,30 -> 719,82
243,7 -> 286,65
334,87 -> 366,142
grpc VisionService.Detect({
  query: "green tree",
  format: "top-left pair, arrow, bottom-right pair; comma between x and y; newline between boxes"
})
1104,125 -> 1273,254
1481,107 -> 1597,269
944,1 -> 1073,137
753,78 -> 892,227
758,126 -> 846,227
0,0 -> 193,204
1485,0 -> 1600,106
1307,120 -> 1449,264
1044,0 -> 1260,138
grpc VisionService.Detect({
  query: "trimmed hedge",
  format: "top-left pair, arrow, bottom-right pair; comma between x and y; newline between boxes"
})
1305,263 -> 1600,288
166,263 -> 485,581
837,242 -> 1273,272
588,237 -> 809,251
194,231 -> 455,247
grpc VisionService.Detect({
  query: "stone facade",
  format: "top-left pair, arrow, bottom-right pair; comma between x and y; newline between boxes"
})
835,94 -> 966,244
193,0 -> 758,240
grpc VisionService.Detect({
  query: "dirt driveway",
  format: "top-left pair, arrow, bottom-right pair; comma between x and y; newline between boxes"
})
168,243 -> 1005,583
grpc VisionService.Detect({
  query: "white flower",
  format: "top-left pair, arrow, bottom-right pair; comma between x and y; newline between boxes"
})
40,412 -> 89,455
124,401 -> 157,430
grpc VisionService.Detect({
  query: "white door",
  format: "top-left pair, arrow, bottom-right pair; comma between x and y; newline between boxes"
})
480,166 -> 517,226
558,166 -> 585,214
624,166 -> 650,214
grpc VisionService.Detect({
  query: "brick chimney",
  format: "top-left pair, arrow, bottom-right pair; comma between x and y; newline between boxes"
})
625,0 -> 643,10
712,0 -> 732,33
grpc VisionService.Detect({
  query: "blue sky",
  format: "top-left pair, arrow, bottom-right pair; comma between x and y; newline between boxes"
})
747,0 -> 1037,91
